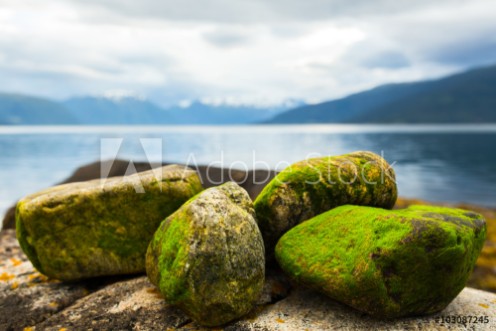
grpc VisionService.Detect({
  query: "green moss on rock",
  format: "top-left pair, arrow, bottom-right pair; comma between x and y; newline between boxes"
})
16,165 -> 203,281
275,205 -> 486,318
254,151 -> 397,255
146,182 -> 265,327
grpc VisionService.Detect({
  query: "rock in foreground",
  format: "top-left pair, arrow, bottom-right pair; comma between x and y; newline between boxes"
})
254,151 -> 397,254
16,165 -> 203,281
276,205 -> 486,318
146,182 -> 265,327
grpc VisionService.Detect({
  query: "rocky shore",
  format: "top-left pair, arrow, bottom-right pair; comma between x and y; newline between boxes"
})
2,229 -> 495,330
1,160 -> 496,330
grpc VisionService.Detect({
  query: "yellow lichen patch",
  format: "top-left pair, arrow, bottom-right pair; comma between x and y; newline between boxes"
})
10,258 -> 22,267
48,301 -> 59,308
0,272 -> 14,282
276,318 -> 285,323
478,303 -> 489,309
11,281 -> 19,289
59,328 -> 68,331
23,327 -> 34,331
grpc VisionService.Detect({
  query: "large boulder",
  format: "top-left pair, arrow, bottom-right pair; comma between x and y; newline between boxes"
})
276,205 -> 486,318
254,151 -> 397,254
16,165 -> 203,281
146,182 -> 265,326
396,197 -> 496,294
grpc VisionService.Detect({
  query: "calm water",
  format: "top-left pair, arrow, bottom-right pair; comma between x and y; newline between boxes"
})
1,124 -> 496,226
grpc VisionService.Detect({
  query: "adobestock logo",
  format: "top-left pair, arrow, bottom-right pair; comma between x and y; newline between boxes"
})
99,138 -> 396,193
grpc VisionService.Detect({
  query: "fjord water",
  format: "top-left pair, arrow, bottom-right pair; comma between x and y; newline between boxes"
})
1,124 -> 495,225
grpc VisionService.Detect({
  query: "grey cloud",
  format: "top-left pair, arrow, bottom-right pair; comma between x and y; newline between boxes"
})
339,39 -> 411,70
361,51 -> 410,69
203,29 -> 252,48
426,37 -> 496,67
60,0 -> 462,23
371,9 -> 496,68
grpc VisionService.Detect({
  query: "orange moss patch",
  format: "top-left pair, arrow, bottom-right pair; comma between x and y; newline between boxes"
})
10,258 -> 22,267
0,272 -> 14,282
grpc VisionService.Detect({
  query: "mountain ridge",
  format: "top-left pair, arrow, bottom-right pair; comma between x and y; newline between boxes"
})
0,94 -> 298,125
0,93 -> 79,125
2,64 -> 496,125
265,64 -> 496,124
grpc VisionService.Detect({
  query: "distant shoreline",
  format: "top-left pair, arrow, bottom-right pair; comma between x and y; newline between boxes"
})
2,123 -> 496,135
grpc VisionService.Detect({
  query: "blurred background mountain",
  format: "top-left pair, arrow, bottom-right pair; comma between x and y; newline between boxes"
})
0,93 -> 303,125
1,64 -> 495,125
266,64 -> 496,124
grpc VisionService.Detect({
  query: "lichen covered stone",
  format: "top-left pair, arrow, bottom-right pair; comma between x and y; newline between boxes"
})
275,205 -> 486,318
254,151 -> 397,253
146,182 -> 265,327
16,165 -> 203,281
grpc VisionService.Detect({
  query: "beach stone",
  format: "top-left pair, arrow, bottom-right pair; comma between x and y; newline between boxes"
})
146,182 -> 265,327
275,205 -> 487,318
254,151 -> 397,254
396,197 -> 496,294
16,165 -> 203,281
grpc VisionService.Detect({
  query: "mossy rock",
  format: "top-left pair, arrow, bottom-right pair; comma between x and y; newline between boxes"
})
254,151 -> 397,255
146,182 -> 265,327
275,205 -> 486,318
16,165 -> 203,281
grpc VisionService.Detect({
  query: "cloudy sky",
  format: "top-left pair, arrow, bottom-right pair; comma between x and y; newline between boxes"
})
0,0 -> 495,106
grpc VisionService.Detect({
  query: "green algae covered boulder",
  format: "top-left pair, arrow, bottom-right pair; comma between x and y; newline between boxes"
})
275,205 -> 487,318
16,165 -> 203,281
254,151 -> 397,253
146,182 -> 265,327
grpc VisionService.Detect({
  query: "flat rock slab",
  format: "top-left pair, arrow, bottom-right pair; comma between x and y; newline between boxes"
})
35,277 -> 191,331
228,287 -> 496,331
0,230 -> 90,330
2,230 -> 496,330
